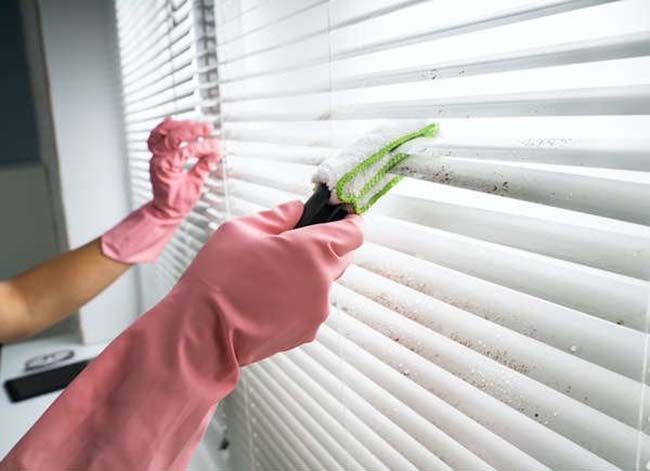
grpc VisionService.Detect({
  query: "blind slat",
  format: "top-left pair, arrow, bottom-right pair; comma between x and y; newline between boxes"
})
328,302 -> 622,470
118,0 -> 650,468
218,0 -> 619,83
316,324 -> 551,471
338,265 -> 645,426
354,242 -> 643,379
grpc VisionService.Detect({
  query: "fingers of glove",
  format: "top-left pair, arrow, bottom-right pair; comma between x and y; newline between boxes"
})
283,215 -> 364,280
150,139 -> 219,177
187,156 -> 213,181
293,215 -> 364,256
333,252 -> 354,280
232,200 -> 304,236
148,117 -> 213,153
150,152 -> 185,177
338,214 -> 364,253
180,139 -> 220,161
154,117 -> 212,141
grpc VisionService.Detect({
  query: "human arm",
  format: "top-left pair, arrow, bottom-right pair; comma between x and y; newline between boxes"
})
0,239 -> 130,342
0,118 -> 219,343
0,201 -> 363,471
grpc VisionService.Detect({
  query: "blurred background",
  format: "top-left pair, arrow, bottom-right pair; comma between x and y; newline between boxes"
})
2,0 -> 650,470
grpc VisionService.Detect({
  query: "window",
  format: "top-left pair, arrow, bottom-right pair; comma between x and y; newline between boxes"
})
116,0 -> 650,469
115,0 -> 221,309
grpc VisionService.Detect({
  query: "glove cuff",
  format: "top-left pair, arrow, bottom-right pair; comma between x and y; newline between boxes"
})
100,202 -> 184,263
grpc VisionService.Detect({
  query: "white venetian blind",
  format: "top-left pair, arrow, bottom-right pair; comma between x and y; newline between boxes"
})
117,0 -> 650,470
215,1 -> 650,470
115,0 -> 224,309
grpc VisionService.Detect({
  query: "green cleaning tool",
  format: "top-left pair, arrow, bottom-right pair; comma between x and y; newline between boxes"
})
295,121 -> 439,228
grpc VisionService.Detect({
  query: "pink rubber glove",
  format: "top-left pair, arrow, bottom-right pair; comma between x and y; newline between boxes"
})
1,201 -> 363,471
101,117 -> 219,263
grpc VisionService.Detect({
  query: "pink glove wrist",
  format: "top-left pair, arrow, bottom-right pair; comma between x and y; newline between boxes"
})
100,202 -> 183,263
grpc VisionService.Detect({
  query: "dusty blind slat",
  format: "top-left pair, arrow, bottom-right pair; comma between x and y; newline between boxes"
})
117,0 -> 650,470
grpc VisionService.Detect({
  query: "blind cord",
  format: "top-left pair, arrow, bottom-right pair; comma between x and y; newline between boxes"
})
325,1 -> 352,470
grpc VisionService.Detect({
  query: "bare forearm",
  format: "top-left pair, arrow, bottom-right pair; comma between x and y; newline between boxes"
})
0,239 -> 131,342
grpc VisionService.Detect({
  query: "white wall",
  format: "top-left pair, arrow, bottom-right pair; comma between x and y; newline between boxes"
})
0,165 -> 78,338
36,0 -> 139,343
0,165 -> 59,279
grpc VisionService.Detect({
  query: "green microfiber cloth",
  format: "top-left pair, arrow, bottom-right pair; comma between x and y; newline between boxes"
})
313,121 -> 439,214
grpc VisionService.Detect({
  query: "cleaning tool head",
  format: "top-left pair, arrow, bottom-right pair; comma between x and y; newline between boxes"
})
295,121 -> 438,228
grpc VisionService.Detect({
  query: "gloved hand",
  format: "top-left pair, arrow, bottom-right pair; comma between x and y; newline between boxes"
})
101,117 -> 219,263
1,201 -> 363,471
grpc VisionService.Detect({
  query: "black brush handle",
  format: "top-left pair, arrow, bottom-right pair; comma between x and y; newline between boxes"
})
295,185 -> 348,228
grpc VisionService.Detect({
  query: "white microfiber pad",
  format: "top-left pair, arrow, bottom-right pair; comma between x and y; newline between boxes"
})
313,120 -> 438,213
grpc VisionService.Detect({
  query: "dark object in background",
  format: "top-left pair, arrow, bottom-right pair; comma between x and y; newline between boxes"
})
0,0 -> 40,165
4,359 -> 90,402
219,438 -> 230,450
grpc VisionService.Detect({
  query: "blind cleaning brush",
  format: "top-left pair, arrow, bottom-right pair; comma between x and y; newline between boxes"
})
295,121 -> 439,228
